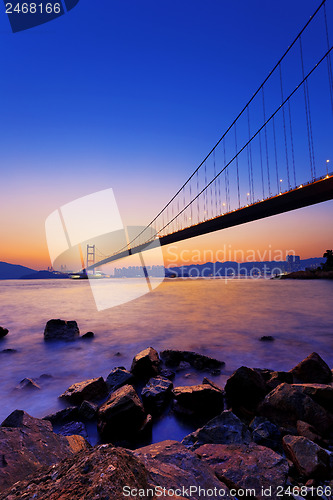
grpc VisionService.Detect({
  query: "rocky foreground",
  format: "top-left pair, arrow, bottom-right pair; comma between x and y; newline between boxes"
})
0,337 -> 333,499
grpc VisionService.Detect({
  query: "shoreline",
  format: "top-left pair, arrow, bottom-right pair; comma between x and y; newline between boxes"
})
0,344 -> 333,498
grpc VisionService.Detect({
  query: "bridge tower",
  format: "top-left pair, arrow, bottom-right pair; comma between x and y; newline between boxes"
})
87,245 -> 96,275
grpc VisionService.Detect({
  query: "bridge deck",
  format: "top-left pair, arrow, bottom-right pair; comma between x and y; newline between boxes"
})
88,174 -> 333,269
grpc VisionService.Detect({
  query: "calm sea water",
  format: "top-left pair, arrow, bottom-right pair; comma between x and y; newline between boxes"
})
0,278 -> 332,443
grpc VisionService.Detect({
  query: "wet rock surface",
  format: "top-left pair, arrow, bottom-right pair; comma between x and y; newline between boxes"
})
283,435 -> 331,479
97,384 -> 147,443
0,410 -> 88,491
105,366 -> 134,391
259,382 -> 333,434
142,376 -> 173,412
0,445 -> 152,500
59,376 -> 108,405
15,377 -> 41,390
290,352 -> 332,384
182,410 -> 251,449
44,319 -> 80,341
0,327 -> 9,338
131,347 -> 161,379
225,366 -> 268,415
196,442 -> 289,500
160,349 -> 224,373
133,440 -> 233,500
173,383 -> 224,416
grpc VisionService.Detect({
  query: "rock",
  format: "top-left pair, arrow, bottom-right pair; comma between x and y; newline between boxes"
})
160,368 -> 176,380
0,410 -> 88,491
80,331 -> 94,339
196,442 -> 289,499
296,420 -> 324,445
105,366 -> 134,391
266,371 -> 294,390
78,400 -> 98,420
130,347 -> 160,379
0,327 -> 8,338
0,444 -> 153,500
160,349 -> 224,371
58,421 -> 88,439
0,349 -> 16,354
290,352 -> 332,384
44,319 -> 80,341
43,406 -> 79,426
173,384 -> 224,416
133,440 -> 233,500
202,377 -> 223,392
59,377 -> 108,405
142,376 -> 173,412
283,435 -> 331,478
15,378 -> 41,390
97,384 -> 147,442
224,366 -> 268,414
182,410 -> 251,449
291,383 -> 333,412
250,416 -> 282,453
259,383 -> 333,435
260,335 -> 275,341
39,373 -> 53,380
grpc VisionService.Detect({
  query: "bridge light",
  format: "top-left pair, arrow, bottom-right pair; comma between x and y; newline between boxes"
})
299,184 -> 303,188
326,159 -> 330,176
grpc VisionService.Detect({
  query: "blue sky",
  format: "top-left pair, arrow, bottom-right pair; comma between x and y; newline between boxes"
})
0,0 -> 332,267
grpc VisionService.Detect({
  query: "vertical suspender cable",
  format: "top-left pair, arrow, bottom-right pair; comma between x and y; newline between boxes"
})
213,150 -> 218,216
279,64 -> 291,189
247,107 -> 254,202
262,88 -> 271,196
234,123 -> 241,207
259,131 -> 265,199
196,170 -> 200,224
324,3 -> 333,117
272,115 -> 279,192
288,100 -> 296,186
300,37 -> 314,180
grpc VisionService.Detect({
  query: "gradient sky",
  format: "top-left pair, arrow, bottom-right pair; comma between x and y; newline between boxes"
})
0,0 -> 332,269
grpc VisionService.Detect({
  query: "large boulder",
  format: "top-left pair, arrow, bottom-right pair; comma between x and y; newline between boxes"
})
105,366 -> 134,392
182,410 -> 251,449
290,352 -> 332,384
133,440 -> 233,500
130,347 -> 160,379
173,384 -> 224,416
291,383 -> 333,412
0,410 -> 88,491
142,376 -> 173,412
59,377 -> 108,405
97,384 -> 147,442
44,319 -> 80,341
225,366 -> 268,414
196,443 -> 289,500
43,406 -> 79,426
0,327 -> 8,338
250,416 -> 282,453
259,383 -> 333,435
160,349 -> 224,372
283,435 -> 331,478
0,444 -> 153,500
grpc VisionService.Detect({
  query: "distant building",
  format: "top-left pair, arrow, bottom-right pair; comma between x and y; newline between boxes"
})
114,265 -> 165,278
286,255 -> 301,273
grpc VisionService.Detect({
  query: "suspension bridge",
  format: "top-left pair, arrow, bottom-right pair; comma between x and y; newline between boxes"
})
87,0 -> 333,272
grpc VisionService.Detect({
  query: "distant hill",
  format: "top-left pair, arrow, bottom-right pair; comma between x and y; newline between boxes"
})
0,261 -> 36,280
20,270 -> 70,279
